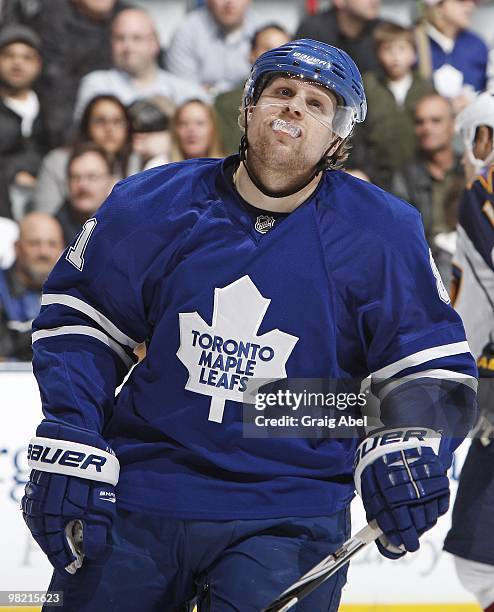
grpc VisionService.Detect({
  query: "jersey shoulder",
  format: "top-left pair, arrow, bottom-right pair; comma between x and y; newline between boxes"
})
57,158 -> 223,280
99,158 -> 221,225
320,170 -> 424,250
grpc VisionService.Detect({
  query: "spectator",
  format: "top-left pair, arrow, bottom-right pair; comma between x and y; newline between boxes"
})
128,96 -> 175,172
0,216 -> 18,268
350,23 -> 435,190
74,8 -> 206,119
295,0 -> 394,74
415,0 -> 488,112
33,94 -> 132,215
214,23 -> 290,154
170,99 -> 224,162
391,94 -> 464,283
28,0 -> 131,148
0,211 -> 64,362
56,144 -> 115,245
0,24 -> 46,220
166,0 -> 265,97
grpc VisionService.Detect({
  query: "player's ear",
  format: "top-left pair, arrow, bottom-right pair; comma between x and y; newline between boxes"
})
246,106 -> 255,123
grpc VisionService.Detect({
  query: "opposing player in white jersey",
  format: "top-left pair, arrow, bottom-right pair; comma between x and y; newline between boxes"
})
22,40 -> 476,611
444,92 -> 494,612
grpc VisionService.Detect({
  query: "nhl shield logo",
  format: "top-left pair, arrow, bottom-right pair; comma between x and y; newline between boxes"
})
255,215 -> 275,234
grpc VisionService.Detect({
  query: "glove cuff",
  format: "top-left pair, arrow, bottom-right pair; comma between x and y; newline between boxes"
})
354,427 -> 441,496
27,420 -> 119,486
27,436 -> 119,485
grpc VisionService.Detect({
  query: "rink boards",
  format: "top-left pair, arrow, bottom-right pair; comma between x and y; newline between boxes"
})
0,368 -> 479,609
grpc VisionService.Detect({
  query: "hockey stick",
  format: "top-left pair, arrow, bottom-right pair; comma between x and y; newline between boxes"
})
261,520 -> 382,612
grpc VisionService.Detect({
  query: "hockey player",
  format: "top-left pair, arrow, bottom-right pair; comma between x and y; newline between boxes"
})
444,92 -> 494,612
23,40 -> 477,611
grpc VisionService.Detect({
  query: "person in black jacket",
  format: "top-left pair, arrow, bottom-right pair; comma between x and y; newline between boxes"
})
295,0 -> 394,74
0,24 -> 47,219
32,0 -> 131,148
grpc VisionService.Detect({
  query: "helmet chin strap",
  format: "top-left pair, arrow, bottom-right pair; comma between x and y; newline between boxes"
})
238,109 -> 333,199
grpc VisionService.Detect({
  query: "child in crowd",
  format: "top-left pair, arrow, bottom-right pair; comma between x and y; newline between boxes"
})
350,22 -> 434,190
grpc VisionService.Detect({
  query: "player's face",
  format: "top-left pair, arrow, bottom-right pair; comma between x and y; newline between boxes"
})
175,101 -> 215,159
246,76 -> 338,174
68,152 -> 113,215
377,39 -> 416,80
336,0 -> 380,21
472,125 -> 494,161
438,0 -> 475,30
414,96 -> 455,154
88,99 -> 129,156
112,11 -> 159,76
0,42 -> 41,91
249,28 -> 290,64
207,0 -> 251,30
15,218 -> 64,287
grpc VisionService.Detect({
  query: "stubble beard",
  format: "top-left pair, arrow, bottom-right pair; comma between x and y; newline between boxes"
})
247,131 -> 317,189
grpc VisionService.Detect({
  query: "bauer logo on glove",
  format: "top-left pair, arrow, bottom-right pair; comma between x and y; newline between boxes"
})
27,437 -> 119,485
354,427 -> 450,560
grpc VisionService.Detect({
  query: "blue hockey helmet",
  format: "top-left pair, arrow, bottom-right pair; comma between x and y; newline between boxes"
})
242,39 -> 367,138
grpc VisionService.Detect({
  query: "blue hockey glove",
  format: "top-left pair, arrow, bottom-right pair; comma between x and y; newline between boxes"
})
22,420 -> 119,574
354,428 -> 450,559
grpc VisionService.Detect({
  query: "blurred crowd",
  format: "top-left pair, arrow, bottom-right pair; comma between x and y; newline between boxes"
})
0,0 -> 493,362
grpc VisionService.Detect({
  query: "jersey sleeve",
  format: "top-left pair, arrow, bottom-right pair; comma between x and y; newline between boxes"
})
356,205 -> 477,451
452,169 -> 494,358
32,179 -> 155,433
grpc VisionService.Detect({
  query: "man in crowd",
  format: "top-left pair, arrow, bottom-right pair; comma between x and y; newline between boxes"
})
0,24 -> 46,220
167,0 -> 265,97
295,0 -> 393,74
22,40 -> 475,611
32,0 -> 131,148
391,93 -> 464,284
0,211 -> 63,362
74,7 -> 206,119
56,144 -> 115,246
214,22 -> 290,154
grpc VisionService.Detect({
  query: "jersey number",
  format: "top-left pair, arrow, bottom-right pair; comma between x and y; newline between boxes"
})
66,218 -> 97,271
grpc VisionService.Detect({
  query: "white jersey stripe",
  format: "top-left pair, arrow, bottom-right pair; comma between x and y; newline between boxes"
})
42,294 -> 138,349
371,341 -> 472,379
32,325 -> 134,369
375,369 -> 478,401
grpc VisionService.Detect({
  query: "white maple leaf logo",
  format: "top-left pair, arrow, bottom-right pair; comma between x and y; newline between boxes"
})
177,275 -> 299,423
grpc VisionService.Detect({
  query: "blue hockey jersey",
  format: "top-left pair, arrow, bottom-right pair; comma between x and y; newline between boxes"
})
31,156 -> 477,519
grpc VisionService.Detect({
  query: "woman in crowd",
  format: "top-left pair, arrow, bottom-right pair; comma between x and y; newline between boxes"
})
32,94 -> 132,214
415,0 -> 488,113
170,99 -> 224,162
